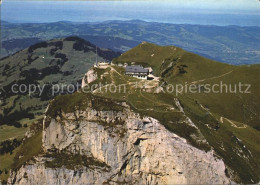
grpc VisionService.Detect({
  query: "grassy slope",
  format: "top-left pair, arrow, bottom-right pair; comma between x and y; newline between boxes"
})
112,42 -> 260,183
0,115 -> 44,141
112,42 -> 260,129
0,120 -> 43,183
0,37 -> 119,141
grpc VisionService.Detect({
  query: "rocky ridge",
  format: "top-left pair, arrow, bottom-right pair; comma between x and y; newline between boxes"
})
8,96 -> 230,184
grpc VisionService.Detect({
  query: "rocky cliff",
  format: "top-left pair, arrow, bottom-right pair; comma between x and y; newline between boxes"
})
82,68 -> 98,88
8,94 -> 230,184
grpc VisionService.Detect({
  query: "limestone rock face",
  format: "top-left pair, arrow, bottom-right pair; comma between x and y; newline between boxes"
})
8,163 -> 106,185
81,68 -> 98,88
8,104 -> 230,185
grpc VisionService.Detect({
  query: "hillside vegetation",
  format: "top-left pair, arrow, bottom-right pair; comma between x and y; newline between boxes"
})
112,42 -> 260,183
113,42 -> 260,129
0,36 -> 120,140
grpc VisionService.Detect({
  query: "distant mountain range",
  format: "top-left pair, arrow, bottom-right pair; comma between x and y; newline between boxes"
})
1,20 -> 260,65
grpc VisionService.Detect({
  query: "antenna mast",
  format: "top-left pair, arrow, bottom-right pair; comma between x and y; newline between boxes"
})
95,46 -> 98,66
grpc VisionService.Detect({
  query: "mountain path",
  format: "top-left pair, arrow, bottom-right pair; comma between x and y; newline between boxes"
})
220,117 -> 247,129
200,103 -> 247,129
189,70 -> 234,85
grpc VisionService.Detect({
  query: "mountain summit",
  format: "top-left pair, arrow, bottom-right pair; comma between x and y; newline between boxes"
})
1,42 -> 259,184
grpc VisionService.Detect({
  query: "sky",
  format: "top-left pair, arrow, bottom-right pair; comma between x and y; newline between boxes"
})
152,0 -> 260,12
1,0 -> 260,26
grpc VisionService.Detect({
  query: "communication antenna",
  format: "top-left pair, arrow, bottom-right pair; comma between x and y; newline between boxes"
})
95,46 -> 98,66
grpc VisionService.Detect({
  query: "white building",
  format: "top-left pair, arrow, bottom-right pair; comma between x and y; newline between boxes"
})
125,65 -> 149,80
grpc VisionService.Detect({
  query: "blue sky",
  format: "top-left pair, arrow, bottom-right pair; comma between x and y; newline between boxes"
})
1,0 -> 260,25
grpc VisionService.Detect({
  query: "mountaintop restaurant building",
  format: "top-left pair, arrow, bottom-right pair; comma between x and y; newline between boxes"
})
125,65 -> 149,80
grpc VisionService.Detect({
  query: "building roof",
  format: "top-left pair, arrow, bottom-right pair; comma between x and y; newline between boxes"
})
125,65 -> 149,73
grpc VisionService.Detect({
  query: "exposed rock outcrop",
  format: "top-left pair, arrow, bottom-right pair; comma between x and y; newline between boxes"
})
8,102 -> 230,185
82,68 -> 98,88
